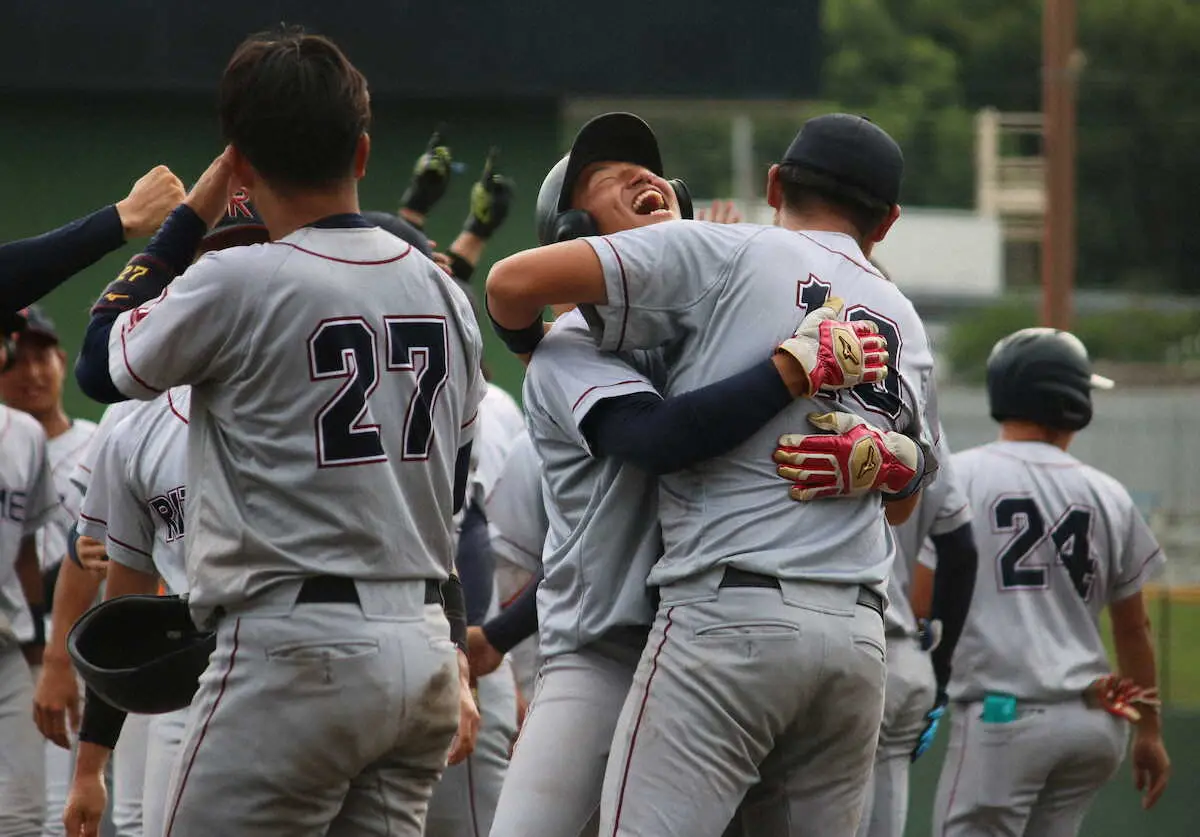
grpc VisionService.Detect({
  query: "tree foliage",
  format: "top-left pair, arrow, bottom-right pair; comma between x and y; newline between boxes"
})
818,0 -> 1198,293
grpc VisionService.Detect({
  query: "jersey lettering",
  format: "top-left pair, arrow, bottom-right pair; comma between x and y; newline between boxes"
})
148,486 -> 186,542
993,495 -> 1095,600
795,277 -> 903,418
308,316 -> 451,467
385,317 -> 451,461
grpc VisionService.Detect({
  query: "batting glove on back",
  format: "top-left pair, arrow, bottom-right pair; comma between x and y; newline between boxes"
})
774,411 -> 920,501
1085,675 -> 1162,724
776,297 -> 889,397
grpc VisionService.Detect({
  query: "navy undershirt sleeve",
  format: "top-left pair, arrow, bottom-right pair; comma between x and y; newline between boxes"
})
928,521 -> 979,696
452,443 -> 472,514
74,205 -> 208,403
1,206 -> 125,315
455,503 -> 495,625
579,358 -> 792,475
481,565 -> 542,654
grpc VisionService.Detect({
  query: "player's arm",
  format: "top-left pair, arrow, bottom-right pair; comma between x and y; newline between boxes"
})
456,502 -> 495,626
76,150 -> 236,403
925,522 -> 978,697
0,166 -> 183,315
68,561 -> 159,837
467,564 -> 542,681
443,147 -> 514,285
15,536 -> 46,665
398,127 -> 453,230
34,552 -> 103,748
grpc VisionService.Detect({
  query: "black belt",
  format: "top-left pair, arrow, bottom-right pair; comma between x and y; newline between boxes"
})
718,567 -> 884,619
296,575 -> 442,606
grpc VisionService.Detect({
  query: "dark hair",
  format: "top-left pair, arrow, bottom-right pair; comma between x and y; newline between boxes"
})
219,29 -> 371,191
776,163 -> 891,241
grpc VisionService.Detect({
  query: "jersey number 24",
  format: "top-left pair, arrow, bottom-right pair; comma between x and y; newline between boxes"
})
308,316 -> 449,467
993,496 -> 1096,600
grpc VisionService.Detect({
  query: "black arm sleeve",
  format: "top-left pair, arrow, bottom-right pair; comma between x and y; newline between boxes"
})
0,206 -> 125,315
77,686 -> 127,750
74,205 -> 208,403
439,574 -> 468,654
579,358 -> 792,475
455,503 -> 495,625
452,442 -> 472,514
928,521 -> 979,696
480,565 -> 542,654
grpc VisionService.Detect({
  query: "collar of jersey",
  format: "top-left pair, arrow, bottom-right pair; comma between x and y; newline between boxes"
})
305,213 -> 374,230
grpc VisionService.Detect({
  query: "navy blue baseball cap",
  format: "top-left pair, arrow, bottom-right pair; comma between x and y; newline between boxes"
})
783,114 -> 904,206
559,113 -> 665,211
362,210 -> 435,259
198,189 -> 269,254
12,305 -> 59,344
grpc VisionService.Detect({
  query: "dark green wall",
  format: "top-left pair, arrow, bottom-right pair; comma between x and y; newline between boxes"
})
0,93 -> 550,420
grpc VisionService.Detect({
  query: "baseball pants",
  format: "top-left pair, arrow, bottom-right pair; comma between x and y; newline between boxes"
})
424,657 -> 518,837
161,578 -> 460,837
489,633 -> 645,837
856,634 -> 937,837
600,573 -> 886,837
0,641 -> 44,837
933,699 -> 1127,837
141,707 -> 189,837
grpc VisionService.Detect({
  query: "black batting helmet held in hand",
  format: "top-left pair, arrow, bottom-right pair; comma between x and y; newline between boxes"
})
986,327 -> 1114,432
68,595 -> 215,715
535,112 -> 693,246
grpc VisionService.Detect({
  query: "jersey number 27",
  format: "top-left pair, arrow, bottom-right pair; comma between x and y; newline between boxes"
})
308,316 -> 449,467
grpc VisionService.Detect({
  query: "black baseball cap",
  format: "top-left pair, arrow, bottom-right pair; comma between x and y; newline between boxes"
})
12,305 -> 59,344
782,114 -> 904,206
557,113 -> 665,211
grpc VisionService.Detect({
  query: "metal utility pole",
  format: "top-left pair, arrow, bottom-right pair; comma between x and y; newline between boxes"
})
1042,0 -> 1079,329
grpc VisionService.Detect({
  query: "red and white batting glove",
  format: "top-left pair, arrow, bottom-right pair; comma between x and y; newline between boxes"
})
1085,675 -> 1162,724
776,297 -> 889,396
773,411 -> 920,501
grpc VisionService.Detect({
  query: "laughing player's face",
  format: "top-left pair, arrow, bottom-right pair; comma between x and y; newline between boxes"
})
572,161 -> 680,235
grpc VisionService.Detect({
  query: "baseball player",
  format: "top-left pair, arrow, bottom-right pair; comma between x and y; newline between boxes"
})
0,306 -> 99,837
73,30 -> 485,836
0,347 -> 59,836
856,430 -> 978,837
32,397 -> 150,837
1,166 -> 184,315
931,327 -> 1170,836
486,113 -> 938,837
483,113 -> 902,837
425,381 -> 524,837
63,386 -> 194,837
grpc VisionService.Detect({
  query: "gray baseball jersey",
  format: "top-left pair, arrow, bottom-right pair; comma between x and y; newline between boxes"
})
522,308 -> 665,658
69,400 -> 142,497
77,388 -> 190,595
582,222 -> 936,589
947,440 -> 1165,702
884,430 -> 971,634
470,383 -> 526,510
0,405 -> 59,643
106,227 -> 486,622
36,419 -> 96,570
486,430 -> 546,579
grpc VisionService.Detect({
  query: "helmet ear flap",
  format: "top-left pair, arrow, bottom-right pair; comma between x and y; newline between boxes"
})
668,178 -> 693,220
551,209 -> 599,244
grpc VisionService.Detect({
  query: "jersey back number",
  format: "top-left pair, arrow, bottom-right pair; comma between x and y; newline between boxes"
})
796,275 -> 902,419
307,316 -> 449,467
992,496 -> 1096,600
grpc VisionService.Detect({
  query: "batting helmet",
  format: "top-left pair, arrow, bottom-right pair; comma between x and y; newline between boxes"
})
68,595 -> 215,715
535,112 -> 693,246
362,210 -> 435,259
986,327 -> 1114,432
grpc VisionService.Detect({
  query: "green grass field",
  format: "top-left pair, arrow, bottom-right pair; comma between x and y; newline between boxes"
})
1103,586 -> 1200,710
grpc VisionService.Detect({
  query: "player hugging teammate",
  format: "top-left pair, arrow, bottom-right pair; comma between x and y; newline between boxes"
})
0,23 -> 1172,837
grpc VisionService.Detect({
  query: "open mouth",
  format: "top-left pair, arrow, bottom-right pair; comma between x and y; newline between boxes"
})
632,187 -> 671,216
